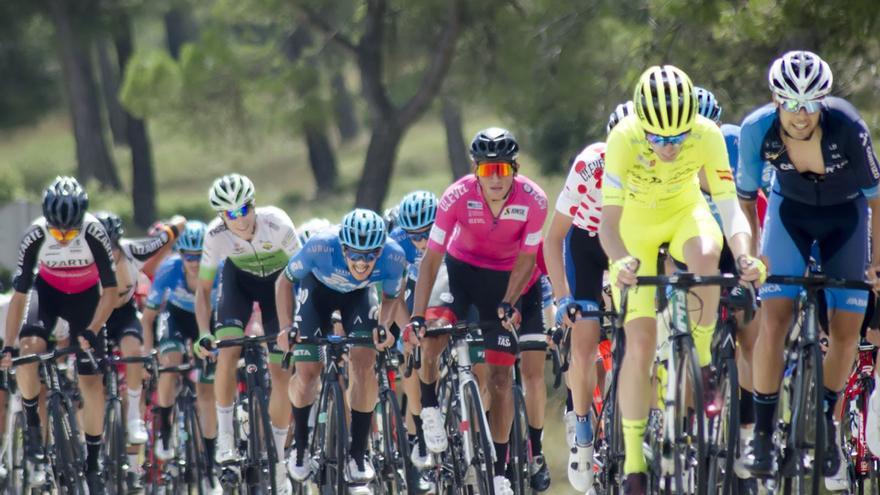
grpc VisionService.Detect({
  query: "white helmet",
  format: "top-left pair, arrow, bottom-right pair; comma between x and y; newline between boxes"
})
209,173 -> 255,211
768,51 -> 833,100
297,217 -> 332,245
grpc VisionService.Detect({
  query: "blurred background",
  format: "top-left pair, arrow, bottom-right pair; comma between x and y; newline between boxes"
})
0,2 -> 878,490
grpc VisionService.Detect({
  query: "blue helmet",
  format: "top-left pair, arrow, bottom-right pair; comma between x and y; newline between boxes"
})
694,86 -> 722,122
339,209 -> 386,251
176,220 -> 207,251
397,191 -> 437,231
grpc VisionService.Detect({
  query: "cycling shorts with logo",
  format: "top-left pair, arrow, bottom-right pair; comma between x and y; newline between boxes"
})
564,227 -> 608,319
292,273 -> 379,363
105,298 -> 143,344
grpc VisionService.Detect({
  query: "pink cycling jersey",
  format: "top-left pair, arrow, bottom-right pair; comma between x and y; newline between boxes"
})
555,142 -> 605,233
428,175 -> 548,271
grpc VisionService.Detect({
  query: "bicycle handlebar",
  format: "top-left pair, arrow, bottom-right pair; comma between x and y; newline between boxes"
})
12,346 -> 83,367
636,273 -> 741,288
765,275 -> 871,291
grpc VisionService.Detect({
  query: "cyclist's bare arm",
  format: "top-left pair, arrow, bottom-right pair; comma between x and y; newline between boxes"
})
87,286 -> 118,334
3,291 -> 27,347
738,198 -> 760,255
195,278 -> 214,333
141,306 -> 159,352
502,252 -> 538,305
545,212 -> 574,301
598,205 -> 629,262
411,248 -> 444,318
275,275 -> 296,331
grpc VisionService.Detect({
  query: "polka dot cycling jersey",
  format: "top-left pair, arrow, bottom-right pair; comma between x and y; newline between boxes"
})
555,142 -> 605,233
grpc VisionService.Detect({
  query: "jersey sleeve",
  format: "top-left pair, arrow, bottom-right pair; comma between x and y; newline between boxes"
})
601,127 -> 630,207
555,164 -> 584,218
521,184 -> 548,254
735,117 -> 766,201
275,208 -> 302,256
145,259 -> 175,309
198,225 -> 221,282
381,252 -> 407,298
84,221 -> 117,288
703,126 -> 737,201
11,225 -> 46,293
427,182 -> 465,254
122,230 -> 174,269
846,116 -> 880,199
283,241 -> 314,282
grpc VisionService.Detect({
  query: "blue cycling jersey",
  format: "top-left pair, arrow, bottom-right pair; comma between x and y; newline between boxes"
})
283,230 -> 406,297
388,227 -> 424,282
721,123 -> 740,173
146,255 -> 219,313
737,97 -> 880,206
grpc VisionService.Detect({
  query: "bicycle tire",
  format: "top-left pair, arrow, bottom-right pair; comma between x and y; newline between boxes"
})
509,385 -> 530,495
707,356 -> 738,495
786,343 -> 823,495
6,409 -> 24,495
183,399 -> 207,495
378,388 -> 411,494
246,388 -> 279,495
439,375 -> 467,494
672,337 -> 706,495
462,380 -> 495,495
313,380 -> 347,495
50,398 -> 89,495
103,399 -> 127,495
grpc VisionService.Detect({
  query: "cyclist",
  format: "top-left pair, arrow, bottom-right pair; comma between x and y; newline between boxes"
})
141,220 -> 223,492
599,66 -> 764,493
409,127 -> 549,495
276,209 -> 404,484
737,51 -> 880,483
544,101 -> 631,492
2,177 -> 119,493
193,173 -> 300,494
94,210 -> 185,490
387,190 -> 437,472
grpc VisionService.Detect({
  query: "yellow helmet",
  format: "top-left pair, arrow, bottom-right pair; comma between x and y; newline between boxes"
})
633,65 -> 697,136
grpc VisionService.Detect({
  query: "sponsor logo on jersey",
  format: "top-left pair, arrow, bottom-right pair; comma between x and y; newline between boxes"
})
429,226 -> 446,245
716,169 -> 734,182
525,232 -> 541,246
262,242 -> 273,251
467,200 -> 482,210
42,259 -> 92,268
522,182 -> 548,209
500,205 -> 529,222
438,183 -> 469,211
468,218 -> 486,224
779,162 -> 796,171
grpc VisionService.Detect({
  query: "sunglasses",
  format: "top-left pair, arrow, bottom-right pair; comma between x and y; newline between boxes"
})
180,251 -> 202,262
645,131 -> 690,146
48,227 -> 80,242
475,162 -> 514,177
406,228 -> 431,242
776,96 -> 824,114
224,203 -> 252,220
344,247 -> 381,263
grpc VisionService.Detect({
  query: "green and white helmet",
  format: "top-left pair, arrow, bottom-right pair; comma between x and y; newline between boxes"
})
209,173 -> 255,211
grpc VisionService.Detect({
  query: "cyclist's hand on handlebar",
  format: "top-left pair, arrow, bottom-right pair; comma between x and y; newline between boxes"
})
612,256 -> 640,288
0,347 -> 14,369
277,325 -> 297,352
737,255 -> 767,285
373,325 -> 395,351
866,265 -> 880,292
497,302 -> 521,331
78,329 -> 100,351
193,333 -> 216,359
406,316 -> 426,344
554,295 -> 581,327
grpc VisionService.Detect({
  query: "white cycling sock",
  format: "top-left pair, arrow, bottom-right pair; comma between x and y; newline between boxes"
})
126,387 -> 142,424
128,453 -> 139,472
217,404 -> 235,438
272,424 -> 289,460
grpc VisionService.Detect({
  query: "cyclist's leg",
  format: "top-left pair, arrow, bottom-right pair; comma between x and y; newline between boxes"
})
747,193 -> 807,470
107,300 -> 148,445
212,262 -> 250,463
155,306 -> 189,457
518,281 -> 547,455
480,307 -> 517,479
17,283 -> 54,472
340,286 -> 383,481
668,201 -> 723,369
287,274 -> 330,478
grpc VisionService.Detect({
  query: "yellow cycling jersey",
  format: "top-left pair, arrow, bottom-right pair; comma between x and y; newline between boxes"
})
602,114 -> 735,210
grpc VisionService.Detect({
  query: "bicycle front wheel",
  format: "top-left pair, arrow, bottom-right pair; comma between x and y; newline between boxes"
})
377,388 -> 411,494
50,398 -> 89,495
313,380 -> 347,495
788,343 -> 824,495
462,380 -> 495,495
246,388 -> 279,495
707,356 -> 738,495
103,399 -> 127,495
671,337 -> 706,495
183,399 -> 208,495
509,385 -> 531,495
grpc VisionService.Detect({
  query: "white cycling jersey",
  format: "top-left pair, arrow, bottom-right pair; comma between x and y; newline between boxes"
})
555,142 -> 605,234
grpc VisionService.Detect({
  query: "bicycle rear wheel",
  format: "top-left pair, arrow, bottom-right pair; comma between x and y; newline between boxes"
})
509,385 -> 530,495
672,337 -> 706,495
707,356 -> 738,495
462,380 -> 495,495
103,399 -> 127,495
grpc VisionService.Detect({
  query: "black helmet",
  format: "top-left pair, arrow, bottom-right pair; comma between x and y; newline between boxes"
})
42,176 -> 88,230
94,211 -> 124,246
469,127 -> 519,163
